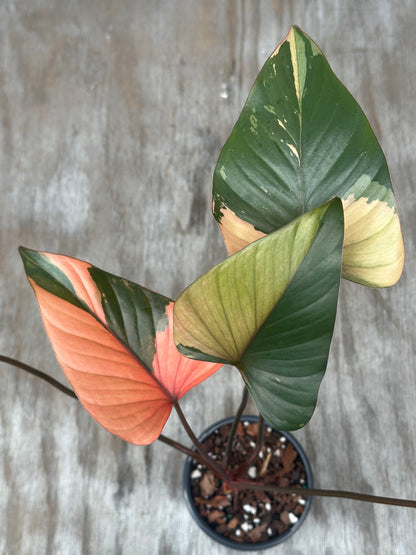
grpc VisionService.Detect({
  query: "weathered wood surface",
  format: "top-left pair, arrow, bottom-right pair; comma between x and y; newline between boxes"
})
0,1 -> 415,553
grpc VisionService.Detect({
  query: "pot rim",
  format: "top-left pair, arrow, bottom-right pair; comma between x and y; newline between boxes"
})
182,415 -> 313,551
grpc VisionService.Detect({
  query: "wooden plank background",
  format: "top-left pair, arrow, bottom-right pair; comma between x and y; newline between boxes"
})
0,1 -> 415,553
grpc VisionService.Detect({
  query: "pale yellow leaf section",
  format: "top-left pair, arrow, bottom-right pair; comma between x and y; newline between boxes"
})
271,26 -> 314,107
30,280 -> 172,445
288,28 -> 302,105
342,196 -> 405,287
217,205 -> 266,255
175,208 -> 324,362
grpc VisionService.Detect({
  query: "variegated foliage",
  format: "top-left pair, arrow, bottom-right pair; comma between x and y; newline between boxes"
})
212,26 -> 404,287
174,200 -> 344,430
20,28 -> 405,441
19,247 -> 222,445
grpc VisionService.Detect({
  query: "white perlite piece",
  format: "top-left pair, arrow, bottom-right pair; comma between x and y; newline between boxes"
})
243,504 -> 257,515
190,469 -> 201,479
288,513 -> 298,524
265,502 -> 272,511
298,498 -> 306,505
247,466 -> 257,479
241,522 -> 253,532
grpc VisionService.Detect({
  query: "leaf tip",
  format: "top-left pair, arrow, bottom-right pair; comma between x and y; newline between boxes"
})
18,245 -> 38,276
18,244 -> 30,259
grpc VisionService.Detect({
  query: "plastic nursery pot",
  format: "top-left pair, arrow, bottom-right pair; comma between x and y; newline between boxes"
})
182,415 -> 313,551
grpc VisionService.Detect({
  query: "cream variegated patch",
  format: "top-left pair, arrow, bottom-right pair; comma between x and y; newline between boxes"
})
342,196 -> 405,287
271,26 -> 319,106
218,206 -> 266,255
271,27 -> 302,106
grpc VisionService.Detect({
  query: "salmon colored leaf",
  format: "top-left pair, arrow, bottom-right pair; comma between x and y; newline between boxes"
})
19,247 -> 222,445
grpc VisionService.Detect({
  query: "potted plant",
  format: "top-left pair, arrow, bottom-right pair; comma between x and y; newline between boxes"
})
1,26 -> 414,550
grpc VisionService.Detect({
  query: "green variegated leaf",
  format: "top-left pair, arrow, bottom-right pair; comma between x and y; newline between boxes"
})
174,199 -> 344,430
213,26 -> 404,287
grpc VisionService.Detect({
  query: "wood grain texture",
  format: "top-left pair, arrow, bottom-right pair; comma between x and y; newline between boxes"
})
0,1 -> 415,553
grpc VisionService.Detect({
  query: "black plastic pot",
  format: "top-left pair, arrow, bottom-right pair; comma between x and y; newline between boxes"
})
183,415 -> 313,551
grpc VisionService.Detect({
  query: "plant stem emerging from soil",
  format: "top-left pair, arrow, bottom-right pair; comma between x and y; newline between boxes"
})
223,386 -> 249,470
234,413 -> 265,478
2,354 -> 416,509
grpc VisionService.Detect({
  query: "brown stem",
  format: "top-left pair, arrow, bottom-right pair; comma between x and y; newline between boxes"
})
0,355 -> 77,399
223,386 -> 249,470
157,434 -> 207,466
228,481 -> 416,508
174,402 -> 231,481
234,413 -> 265,478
